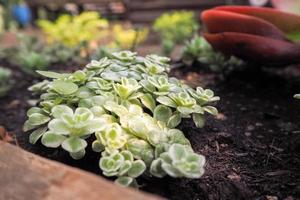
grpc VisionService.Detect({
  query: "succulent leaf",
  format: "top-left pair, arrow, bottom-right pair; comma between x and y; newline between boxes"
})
41,131 -> 66,148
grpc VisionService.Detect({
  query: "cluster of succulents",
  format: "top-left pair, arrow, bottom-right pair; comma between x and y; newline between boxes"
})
181,36 -> 244,72
43,42 -> 84,64
24,51 -> 219,186
17,51 -> 50,75
7,34 -> 50,75
37,12 -> 109,47
2,34 -> 86,75
111,25 -> 149,50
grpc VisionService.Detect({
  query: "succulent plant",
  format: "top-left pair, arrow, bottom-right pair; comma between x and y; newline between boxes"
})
24,51 -> 219,186
181,35 -> 244,72
100,150 -> 146,186
37,12 -> 109,47
0,67 -> 13,97
44,105 -> 105,159
4,34 -> 87,73
6,34 -> 51,75
43,42 -> 83,64
150,143 -> 205,178
111,24 -> 149,50
153,11 -> 199,56
17,51 -> 50,75
93,123 -> 127,153
188,86 -> 220,105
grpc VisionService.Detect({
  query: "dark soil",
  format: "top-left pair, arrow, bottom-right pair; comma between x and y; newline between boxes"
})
0,60 -> 300,200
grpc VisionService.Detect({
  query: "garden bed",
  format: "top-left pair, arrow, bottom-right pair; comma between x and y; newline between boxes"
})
1,58 -> 299,200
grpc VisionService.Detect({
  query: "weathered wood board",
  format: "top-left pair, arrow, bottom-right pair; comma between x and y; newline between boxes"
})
0,141 -> 163,200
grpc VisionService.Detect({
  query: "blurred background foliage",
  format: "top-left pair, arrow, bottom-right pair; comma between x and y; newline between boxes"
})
0,0 -> 299,75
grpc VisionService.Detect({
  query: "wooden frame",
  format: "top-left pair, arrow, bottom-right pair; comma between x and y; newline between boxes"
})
0,141 -> 163,200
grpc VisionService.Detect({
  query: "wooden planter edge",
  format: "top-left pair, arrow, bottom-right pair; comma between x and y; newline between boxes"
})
0,141 -> 163,200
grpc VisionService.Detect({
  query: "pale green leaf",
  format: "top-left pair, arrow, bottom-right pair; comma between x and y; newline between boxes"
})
41,131 -> 66,148
29,126 -> 47,144
90,106 -> 106,117
73,70 -> 86,81
193,113 -> 205,128
76,87 -> 93,99
167,114 -> 181,128
203,106 -> 218,115
115,176 -> 133,187
140,93 -> 156,112
177,106 -> 194,115
27,107 -> 44,117
154,105 -> 172,123
37,70 -> 70,79
51,105 -> 73,119
161,163 -> 180,177
121,150 -> 134,162
118,161 -> 132,176
51,80 -> 78,95
169,144 -> 187,161
28,113 -> 50,126
70,149 -> 85,160
150,159 -> 166,178
48,119 -> 70,135
157,96 -> 176,108
61,137 -> 87,153
23,120 -> 37,132
92,140 -> 105,152
127,160 -> 146,178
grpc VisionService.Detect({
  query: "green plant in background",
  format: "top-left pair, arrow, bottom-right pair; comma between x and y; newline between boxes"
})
0,67 -> 13,97
5,34 -> 85,74
181,35 -> 244,72
24,51 -> 219,186
37,12 -> 109,47
111,24 -> 148,50
10,34 -> 50,75
153,11 -> 199,56
16,34 -> 43,52
43,42 -> 84,64
90,46 -> 121,61
17,51 -> 50,75
91,25 -> 149,60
